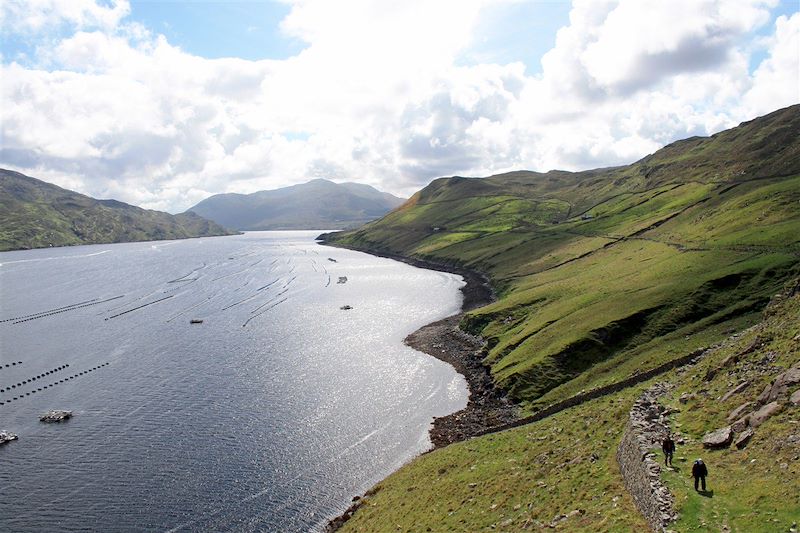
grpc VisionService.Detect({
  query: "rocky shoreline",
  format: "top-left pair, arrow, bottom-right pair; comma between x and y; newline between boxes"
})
318,239 -> 519,446
318,239 -> 519,531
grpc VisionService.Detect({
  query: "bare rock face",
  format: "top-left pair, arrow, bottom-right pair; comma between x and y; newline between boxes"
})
702,426 -> 733,449
0,430 -> 18,444
40,410 -> 72,423
750,401 -> 782,428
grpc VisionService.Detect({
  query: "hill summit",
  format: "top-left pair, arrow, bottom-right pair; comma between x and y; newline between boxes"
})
187,178 -> 405,230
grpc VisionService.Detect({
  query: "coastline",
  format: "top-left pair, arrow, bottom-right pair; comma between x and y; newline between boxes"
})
318,238 -> 518,531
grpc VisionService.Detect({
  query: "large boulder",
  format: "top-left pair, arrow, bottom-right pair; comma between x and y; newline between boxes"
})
734,428 -> 755,450
750,401 -> 782,428
702,426 -> 733,449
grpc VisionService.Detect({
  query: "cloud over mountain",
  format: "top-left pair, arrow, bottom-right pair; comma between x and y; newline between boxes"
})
1,0 -> 797,213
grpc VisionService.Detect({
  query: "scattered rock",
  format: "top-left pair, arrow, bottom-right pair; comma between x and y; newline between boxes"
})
702,426 -> 733,449
721,381 -> 750,402
757,364 -> 800,404
40,410 -> 72,422
339,305 -> 353,310
0,430 -> 18,444
727,402 -> 754,423
730,416 -> 750,433
734,428 -> 754,449
337,276 -> 348,284
750,401 -> 782,428
678,392 -> 696,404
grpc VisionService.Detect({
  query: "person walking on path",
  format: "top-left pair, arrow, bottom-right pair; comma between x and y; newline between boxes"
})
662,434 -> 676,467
692,458 -> 708,491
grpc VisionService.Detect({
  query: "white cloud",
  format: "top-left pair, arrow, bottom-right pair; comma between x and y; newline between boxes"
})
0,0 -> 798,213
0,0 -> 130,33
744,13 -> 800,115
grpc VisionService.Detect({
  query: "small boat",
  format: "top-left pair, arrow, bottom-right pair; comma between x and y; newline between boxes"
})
190,319 -> 204,324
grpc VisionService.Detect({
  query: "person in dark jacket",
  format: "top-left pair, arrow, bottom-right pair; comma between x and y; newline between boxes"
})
662,434 -> 676,466
692,458 -> 708,491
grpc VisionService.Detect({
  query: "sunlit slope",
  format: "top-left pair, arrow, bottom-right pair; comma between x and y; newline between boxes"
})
326,105 -> 800,407
340,289 -> 800,533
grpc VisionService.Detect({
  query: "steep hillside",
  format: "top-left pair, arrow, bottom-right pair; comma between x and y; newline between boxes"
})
0,169 -> 237,251
324,104 -> 800,409
337,283 -> 800,532
187,178 -> 405,230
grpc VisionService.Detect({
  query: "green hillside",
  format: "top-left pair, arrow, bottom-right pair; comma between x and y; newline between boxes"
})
337,286 -> 800,532
0,169 -> 237,251
323,105 -> 800,532
325,104 -> 800,410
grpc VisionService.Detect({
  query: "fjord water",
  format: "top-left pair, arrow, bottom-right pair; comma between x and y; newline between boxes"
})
0,231 -> 467,532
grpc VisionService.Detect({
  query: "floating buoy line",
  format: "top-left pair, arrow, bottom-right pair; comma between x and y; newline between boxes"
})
0,363 -> 110,406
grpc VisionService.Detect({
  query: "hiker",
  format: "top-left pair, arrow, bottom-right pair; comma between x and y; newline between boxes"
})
662,433 -> 676,466
692,458 -> 708,491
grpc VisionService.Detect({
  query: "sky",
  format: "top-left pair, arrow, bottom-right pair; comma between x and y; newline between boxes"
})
1,0 -> 799,213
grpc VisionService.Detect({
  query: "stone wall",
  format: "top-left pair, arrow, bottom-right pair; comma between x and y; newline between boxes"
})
616,383 -> 677,532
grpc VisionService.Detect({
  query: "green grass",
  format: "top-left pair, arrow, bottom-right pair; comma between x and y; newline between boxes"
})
342,387 -> 650,533
339,290 -> 800,533
657,293 -> 800,532
325,105 -> 800,532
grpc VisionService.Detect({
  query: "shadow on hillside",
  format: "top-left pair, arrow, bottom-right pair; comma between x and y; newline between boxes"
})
698,490 -> 714,498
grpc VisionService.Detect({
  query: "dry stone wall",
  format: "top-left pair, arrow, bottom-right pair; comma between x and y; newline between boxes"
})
616,383 -> 678,532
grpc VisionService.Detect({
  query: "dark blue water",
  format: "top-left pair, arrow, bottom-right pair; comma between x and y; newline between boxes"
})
0,231 -> 466,532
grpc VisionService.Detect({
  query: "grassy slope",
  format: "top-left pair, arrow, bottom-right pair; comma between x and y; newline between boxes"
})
328,105 -> 800,409
0,169 -> 236,251
326,105 -> 800,531
341,291 -> 800,532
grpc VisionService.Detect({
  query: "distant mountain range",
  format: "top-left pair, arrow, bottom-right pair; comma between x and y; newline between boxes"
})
0,169 -> 237,251
187,178 -> 405,230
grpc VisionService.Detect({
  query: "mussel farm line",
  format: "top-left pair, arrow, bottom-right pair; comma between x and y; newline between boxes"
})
0,363 -> 110,406
0,364 -> 70,392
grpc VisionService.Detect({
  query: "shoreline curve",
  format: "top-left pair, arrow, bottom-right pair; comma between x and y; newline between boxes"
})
317,238 -> 519,532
